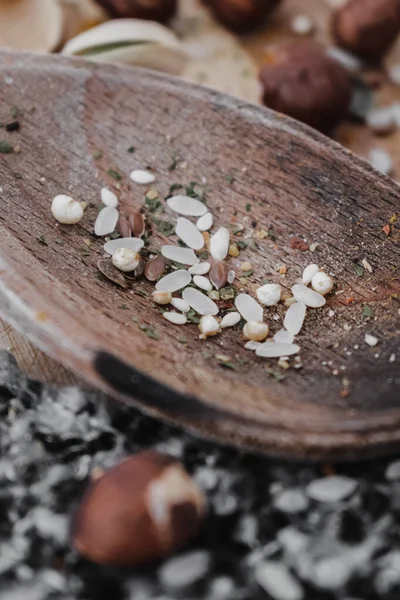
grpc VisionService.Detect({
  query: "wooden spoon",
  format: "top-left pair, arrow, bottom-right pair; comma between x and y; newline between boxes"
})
0,50 -> 399,461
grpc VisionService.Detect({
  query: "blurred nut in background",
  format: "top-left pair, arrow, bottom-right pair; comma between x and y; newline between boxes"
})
201,0 -> 281,34
72,451 -> 206,566
0,0 -> 63,52
96,0 -> 177,23
332,0 -> 400,62
259,41 -> 352,132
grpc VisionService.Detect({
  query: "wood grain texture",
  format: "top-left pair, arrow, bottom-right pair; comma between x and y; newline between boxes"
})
0,50 -> 399,460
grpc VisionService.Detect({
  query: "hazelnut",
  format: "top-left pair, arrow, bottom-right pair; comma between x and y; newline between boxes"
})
96,0 -> 177,23
332,0 -> 400,62
201,0 -> 281,34
72,451 -> 206,566
259,41 -> 352,132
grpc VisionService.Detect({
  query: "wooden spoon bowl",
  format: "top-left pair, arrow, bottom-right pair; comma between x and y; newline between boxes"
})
0,51 -> 399,460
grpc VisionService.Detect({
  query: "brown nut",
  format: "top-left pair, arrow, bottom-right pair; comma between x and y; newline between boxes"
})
72,451 -> 206,566
259,41 -> 352,132
201,0 -> 281,34
96,0 -> 177,23
332,0 -> 400,63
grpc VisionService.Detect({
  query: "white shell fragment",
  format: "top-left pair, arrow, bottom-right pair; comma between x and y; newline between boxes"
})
198,315 -> 220,337
193,275 -> 212,292
292,284 -> 326,308
365,333 -> 379,347
161,245 -> 199,266
112,248 -> 139,272
196,212 -> 213,232
274,329 -> 295,344
103,237 -> 144,255
284,302 -> 307,335
101,187 -> 118,208
94,206 -> 119,236
256,283 -> 281,306
188,262 -> 210,275
227,270 -> 236,284
130,169 -> 155,185
243,321 -> 269,342
210,227 -> 230,261
156,270 -> 192,293
163,312 -> 187,325
182,288 -> 219,316
369,148 -> 393,176
175,218 -> 205,250
51,195 -> 84,225
256,343 -> 300,358
167,195 -> 207,217
220,312 -> 241,328
311,272 -> 334,296
171,298 -> 190,313
302,264 -> 319,286
235,293 -> 263,323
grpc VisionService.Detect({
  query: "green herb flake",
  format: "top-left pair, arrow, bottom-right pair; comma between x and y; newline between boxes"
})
226,173 -> 234,184
237,241 -> 248,250
167,183 -> 183,197
0,140 -> 13,154
217,360 -> 236,370
199,251 -> 209,260
145,197 -> 162,213
178,336 -> 188,344
145,326 -> 160,340
265,368 -> 286,382
119,304 -> 129,310
245,203 -> 251,212
186,309 -> 200,324
135,289 -> 147,298
154,218 -> 175,236
37,235 -> 48,246
107,168 -> 122,181
13,172 -> 22,179
267,229 -> 277,241
168,152 -> 178,172
54,238 -> 63,245
220,286 -> 235,300
362,305 -> 375,318
127,146 -> 135,153
131,316 -> 140,324
10,107 -> 21,119
354,264 -> 364,278
109,231 -> 121,240
92,150 -> 103,160
241,269 -> 254,277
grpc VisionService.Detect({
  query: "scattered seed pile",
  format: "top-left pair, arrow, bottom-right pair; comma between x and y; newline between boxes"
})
51,169 -> 337,368
1,352 -> 400,600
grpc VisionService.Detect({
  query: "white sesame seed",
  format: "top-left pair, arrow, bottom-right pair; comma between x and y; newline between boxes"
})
175,218 -> 205,250
156,270 -> 192,293
389,354 -> 396,363
188,262 -> 211,275
369,148 -> 393,176
256,343 -> 300,358
171,298 -> 190,313
244,340 -> 262,350
167,195 -> 207,217
196,212 -> 213,232
388,64 -> 400,85
227,270 -> 236,284
327,46 -> 363,72
94,206 -> 119,236
284,302 -> 306,335
101,188 -> 118,208
292,284 -> 326,308
163,312 -> 187,325
161,245 -> 199,266
291,14 -> 314,36
51,195 -> 84,225
182,287 -> 219,316
274,329 -> 295,344
302,264 -> 319,285
235,293 -> 263,322
220,312 -> 241,328
193,275 -> 213,292
103,237 -> 144,255
210,227 -> 230,261
130,169 -> 155,185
